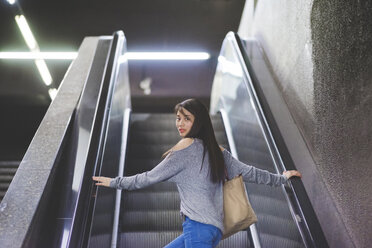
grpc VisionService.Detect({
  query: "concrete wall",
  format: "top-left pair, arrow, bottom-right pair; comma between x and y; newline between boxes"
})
238,1 -> 372,247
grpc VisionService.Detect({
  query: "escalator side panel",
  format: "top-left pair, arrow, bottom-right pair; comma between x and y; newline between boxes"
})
23,38 -> 113,248
86,31 -> 131,248
0,37 -> 102,248
211,32 -> 306,248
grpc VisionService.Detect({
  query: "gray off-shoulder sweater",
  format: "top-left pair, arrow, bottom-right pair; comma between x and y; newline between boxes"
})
110,138 -> 288,232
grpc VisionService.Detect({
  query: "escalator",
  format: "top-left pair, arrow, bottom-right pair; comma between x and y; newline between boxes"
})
0,161 -> 19,201
0,31 -> 328,248
113,115 -> 306,247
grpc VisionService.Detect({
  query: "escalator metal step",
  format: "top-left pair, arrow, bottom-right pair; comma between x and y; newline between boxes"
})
0,161 -> 20,202
259,232 -> 303,248
121,210 -> 183,231
247,183 -> 285,201
249,193 -> 291,219
129,131 -> 180,144
0,182 -> 11,190
0,175 -> 14,181
257,214 -> 301,243
131,121 -> 177,131
130,114 -> 177,131
218,232 -> 251,248
118,231 -> 251,248
127,144 -> 174,159
129,130 -> 229,145
124,158 -> 162,175
0,167 -> 18,174
122,191 -> 180,211
237,146 -> 274,167
119,231 -> 182,248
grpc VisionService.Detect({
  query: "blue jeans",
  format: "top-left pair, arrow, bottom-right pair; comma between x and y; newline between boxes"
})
165,216 -> 222,248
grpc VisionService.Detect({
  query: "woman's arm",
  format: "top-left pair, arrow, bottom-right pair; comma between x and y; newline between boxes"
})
93,138 -> 193,190
93,151 -> 183,190
222,149 -> 301,186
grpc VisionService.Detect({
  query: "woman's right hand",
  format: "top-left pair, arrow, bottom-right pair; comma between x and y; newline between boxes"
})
92,176 -> 112,187
283,170 -> 302,179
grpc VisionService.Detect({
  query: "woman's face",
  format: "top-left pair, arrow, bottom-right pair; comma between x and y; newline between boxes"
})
176,107 -> 195,138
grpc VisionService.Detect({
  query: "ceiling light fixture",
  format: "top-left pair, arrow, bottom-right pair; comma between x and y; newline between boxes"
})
48,88 -> 58,100
14,15 -> 53,86
7,0 -> 16,5
35,59 -> 52,86
15,15 -> 37,50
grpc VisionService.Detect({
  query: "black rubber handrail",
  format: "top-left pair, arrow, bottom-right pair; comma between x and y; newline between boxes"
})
69,31 -> 124,247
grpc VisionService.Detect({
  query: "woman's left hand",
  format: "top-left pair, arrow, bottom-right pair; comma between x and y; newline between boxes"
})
283,170 -> 302,179
92,176 -> 112,187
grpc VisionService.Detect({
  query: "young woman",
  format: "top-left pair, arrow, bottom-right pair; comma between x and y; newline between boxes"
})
93,98 -> 301,248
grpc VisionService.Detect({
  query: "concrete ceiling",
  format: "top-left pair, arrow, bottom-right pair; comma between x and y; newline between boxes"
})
0,0 -> 244,104
0,0 -> 244,160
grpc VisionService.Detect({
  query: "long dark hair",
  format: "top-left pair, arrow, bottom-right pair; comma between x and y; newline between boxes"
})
162,98 -> 225,183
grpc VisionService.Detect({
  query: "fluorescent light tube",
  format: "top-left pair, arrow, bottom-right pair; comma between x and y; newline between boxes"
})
15,15 -> 38,50
13,15 -> 54,86
0,52 -> 78,60
121,52 -> 210,61
48,88 -> 58,100
35,59 -> 52,86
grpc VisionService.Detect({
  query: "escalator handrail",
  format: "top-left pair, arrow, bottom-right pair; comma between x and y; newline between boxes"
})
111,107 -> 131,247
225,31 -> 328,248
69,31 -> 127,247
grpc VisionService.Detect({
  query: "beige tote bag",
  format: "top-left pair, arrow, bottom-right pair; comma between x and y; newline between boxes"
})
222,175 -> 257,239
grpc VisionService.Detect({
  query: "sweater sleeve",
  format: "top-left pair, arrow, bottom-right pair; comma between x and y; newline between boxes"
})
223,149 -> 287,187
109,151 -> 183,190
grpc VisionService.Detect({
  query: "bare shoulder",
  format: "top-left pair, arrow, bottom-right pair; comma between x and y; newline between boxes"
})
173,138 -> 194,151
